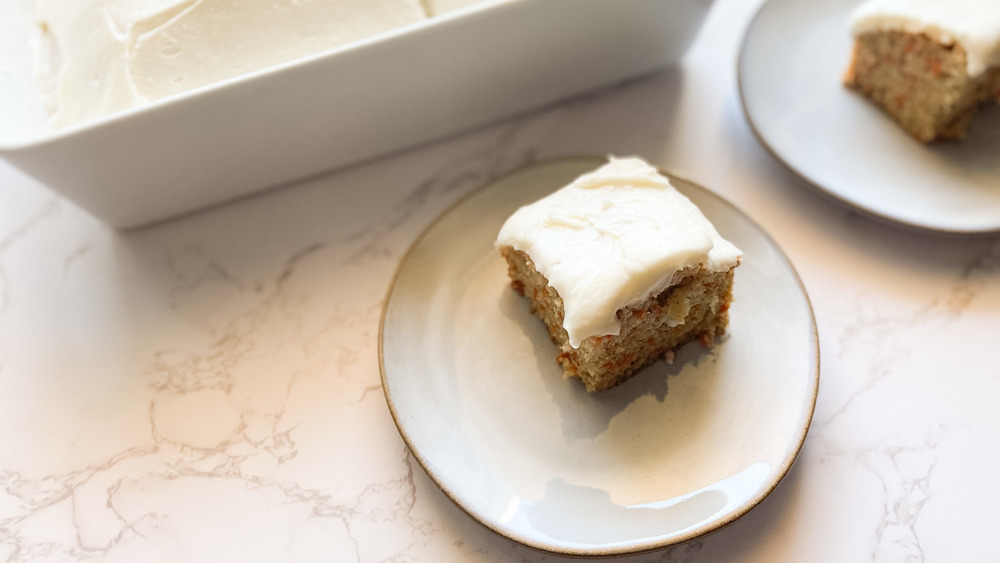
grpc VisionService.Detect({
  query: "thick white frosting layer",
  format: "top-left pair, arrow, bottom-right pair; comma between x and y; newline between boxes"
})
426,0 -> 488,14
850,0 -> 1000,77
35,0 -> 427,128
496,157 -> 742,348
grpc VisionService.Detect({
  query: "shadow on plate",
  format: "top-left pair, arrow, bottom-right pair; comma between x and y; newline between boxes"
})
930,103 -> 1000,175
500,286 -> 722,443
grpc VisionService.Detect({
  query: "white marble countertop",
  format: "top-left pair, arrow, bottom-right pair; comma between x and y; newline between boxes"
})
2,0 -> 999,561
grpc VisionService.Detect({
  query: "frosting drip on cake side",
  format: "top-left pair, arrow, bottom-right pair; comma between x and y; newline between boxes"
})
850,0 -> 1000,76
495,157 -> 742,348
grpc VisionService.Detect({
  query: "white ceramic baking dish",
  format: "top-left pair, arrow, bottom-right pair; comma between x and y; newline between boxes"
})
0,0 -> 714,228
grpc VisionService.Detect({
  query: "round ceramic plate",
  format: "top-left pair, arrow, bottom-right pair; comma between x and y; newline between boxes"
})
379,157 -> 819,557
738,0 -> 1000,234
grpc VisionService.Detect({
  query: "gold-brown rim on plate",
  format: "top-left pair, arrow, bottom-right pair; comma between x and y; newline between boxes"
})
378,155 -> 820,557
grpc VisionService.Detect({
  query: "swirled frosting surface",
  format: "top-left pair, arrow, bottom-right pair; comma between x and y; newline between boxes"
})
34,0 -> 427,128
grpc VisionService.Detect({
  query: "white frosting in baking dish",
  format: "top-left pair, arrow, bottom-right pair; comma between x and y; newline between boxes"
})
34,0 -> 428,128
425,0 -> 488,14
496,157 -> 742,348
850,0 -> 1000,76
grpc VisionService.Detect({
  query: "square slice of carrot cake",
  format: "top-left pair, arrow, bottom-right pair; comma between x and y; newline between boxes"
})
495,157 -> 742,392
845,0 -> 1000,142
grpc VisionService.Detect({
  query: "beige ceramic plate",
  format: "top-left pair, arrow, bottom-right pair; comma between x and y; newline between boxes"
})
379,157 -> 819,557
739,0 -> 1000,234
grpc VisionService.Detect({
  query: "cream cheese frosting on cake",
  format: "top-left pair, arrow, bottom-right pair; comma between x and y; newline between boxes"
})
495,157 -> 742,348
850,0 -> 1000,77
34,0 -> 427,128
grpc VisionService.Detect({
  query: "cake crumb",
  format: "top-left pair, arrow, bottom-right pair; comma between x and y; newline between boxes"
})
663,349 -> 676,364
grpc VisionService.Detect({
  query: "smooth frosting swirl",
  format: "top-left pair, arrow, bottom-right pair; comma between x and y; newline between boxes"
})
35,0 -> 428,128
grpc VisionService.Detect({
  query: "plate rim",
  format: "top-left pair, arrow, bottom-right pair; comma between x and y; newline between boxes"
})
736,0 -> 1000,237
378,155 -> 821,557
